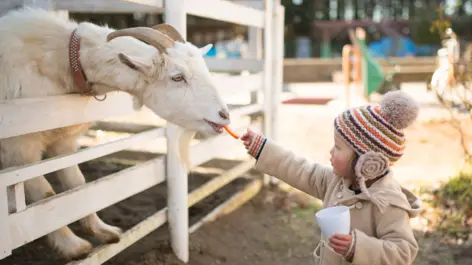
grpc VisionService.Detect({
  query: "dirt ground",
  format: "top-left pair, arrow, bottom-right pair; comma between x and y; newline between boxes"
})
2,84 -> 472,265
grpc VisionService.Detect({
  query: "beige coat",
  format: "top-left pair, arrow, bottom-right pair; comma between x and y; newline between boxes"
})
254,139 -> 422,265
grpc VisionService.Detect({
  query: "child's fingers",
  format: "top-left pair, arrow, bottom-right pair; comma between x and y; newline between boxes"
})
329,236 -> 350,247
243,139 -> 251,148
328,242 -> 347,255
241,128 -> 255,139
331,233 -> 352,241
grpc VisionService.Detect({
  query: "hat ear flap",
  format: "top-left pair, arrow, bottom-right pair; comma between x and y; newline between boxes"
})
355,151 -> 390,213
355,151 -> 389,181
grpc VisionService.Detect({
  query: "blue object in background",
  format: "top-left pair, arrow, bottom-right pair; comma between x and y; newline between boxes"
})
368,37 -> 417,58
203,45 -> 217,57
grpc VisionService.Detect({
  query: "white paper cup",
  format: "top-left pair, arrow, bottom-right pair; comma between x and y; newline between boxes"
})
315,205 -> 351,240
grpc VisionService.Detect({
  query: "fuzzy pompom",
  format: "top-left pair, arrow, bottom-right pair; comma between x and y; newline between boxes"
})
379,91 -> 419,130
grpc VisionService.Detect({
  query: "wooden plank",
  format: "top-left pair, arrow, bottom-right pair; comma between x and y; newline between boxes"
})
90,121 -> 161,134
189,179 -> 262,233
52,0 -> 164,13
188,160 -> 254,207
66,208 -> 167,265
165,124 -> 189,263
9,157 -> 166,249
7,183 -> 26,213
205,58 -> 264,73
244,0 -> 264,124
0,92 -> 135,139
164,1 -> 189,262
262,0 -> 273,185
271,2 -> 284,143
66,163 -> 259,265
185,0 -> 265,28
0,128 -> 165,186
0,187 -> 12,259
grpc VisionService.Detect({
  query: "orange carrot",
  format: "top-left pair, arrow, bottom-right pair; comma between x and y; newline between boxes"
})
224,125 -> 239,139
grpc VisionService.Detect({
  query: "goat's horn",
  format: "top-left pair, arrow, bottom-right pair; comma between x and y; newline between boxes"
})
106,27 -> 175,54
152,23 -> 186,43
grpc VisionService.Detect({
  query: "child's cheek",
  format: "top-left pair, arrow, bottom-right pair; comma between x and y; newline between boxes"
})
331,156 -> 342,174
332,156 -> 349,178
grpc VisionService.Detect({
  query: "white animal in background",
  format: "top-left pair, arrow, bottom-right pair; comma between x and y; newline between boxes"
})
0,7 -> 230,260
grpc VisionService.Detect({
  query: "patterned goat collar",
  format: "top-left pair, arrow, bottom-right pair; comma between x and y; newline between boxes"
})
69,28 -> 93,95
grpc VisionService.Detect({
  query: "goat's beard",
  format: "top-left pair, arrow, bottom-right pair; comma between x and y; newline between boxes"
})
170,126 -> 196,170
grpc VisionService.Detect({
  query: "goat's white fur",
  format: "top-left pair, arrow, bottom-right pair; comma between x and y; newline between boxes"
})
0,7 -> 229,260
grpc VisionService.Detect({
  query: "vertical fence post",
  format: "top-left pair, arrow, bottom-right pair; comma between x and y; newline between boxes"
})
244,1 -> 266,182
267,0 -> 284,185
0,185 -> 12,259
262,0 -> 273,185
248,11 -> 263,114
164,0 -> 189,263
271,0 -> 284,146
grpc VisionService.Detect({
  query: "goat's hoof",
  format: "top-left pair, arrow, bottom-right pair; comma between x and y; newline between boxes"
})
58,236 -> 93,261
92,223 -> 122,244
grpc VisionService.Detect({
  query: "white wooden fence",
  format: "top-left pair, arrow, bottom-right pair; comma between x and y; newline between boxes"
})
0,0 -> 284,264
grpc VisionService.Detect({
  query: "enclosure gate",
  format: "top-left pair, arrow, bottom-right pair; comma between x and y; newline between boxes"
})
0,0 -> 284,264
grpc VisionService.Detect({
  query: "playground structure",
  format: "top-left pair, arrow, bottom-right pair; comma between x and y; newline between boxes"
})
342,27 -> 401,106
0,0 -> 284,264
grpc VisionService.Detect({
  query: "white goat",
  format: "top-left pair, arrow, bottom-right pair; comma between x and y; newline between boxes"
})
0,7 -> 230,260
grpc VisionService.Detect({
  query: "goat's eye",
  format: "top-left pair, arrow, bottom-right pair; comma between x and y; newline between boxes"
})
171,75 -> 185,82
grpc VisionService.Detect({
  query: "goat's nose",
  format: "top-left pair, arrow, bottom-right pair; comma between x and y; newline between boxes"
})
218,109 -> 230,120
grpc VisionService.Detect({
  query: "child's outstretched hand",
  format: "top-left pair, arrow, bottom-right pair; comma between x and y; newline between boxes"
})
240,128 -> 256,150
329,233 -> 354,260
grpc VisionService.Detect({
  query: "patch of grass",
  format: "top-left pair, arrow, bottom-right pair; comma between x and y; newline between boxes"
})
421,163 -> 472,241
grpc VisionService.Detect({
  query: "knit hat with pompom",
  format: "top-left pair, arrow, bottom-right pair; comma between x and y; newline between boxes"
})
334,90 -> 419,165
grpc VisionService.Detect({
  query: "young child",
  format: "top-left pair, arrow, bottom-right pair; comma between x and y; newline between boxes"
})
240,91 -> 422,265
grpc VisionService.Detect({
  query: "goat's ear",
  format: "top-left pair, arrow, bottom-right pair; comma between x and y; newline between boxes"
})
199,44 -> 213,56
118,53 -> 152,74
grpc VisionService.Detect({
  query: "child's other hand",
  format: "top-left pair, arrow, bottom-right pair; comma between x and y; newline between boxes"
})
328,233 -> 352,256
240,128 -> 256,150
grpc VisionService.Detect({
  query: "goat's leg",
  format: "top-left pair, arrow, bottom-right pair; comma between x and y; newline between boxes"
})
24,177 -> 93,260
0,137 -> 92,260
46,138 -> 122,244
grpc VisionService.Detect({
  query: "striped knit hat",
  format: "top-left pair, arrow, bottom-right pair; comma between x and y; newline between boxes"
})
334,91 -> 419,164
334,91 -> 419,212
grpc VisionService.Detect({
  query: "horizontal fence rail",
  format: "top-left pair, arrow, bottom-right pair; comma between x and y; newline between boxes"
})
205,58 -> 264,73
0,92 -> 135,139
9,158 -> 166,249
0,128 -> 165,186
0,71 -> 261,140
